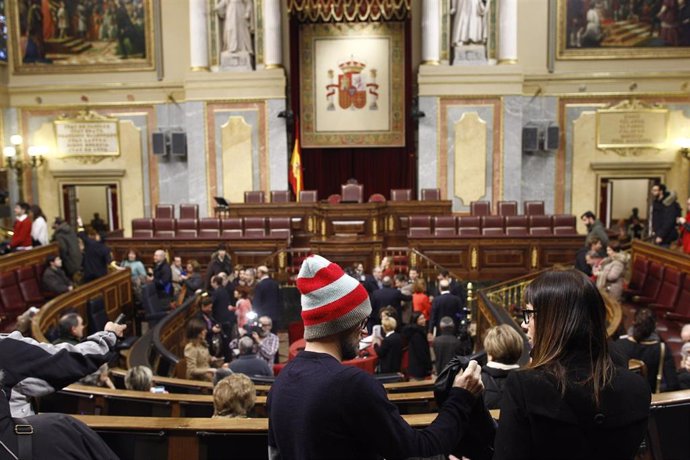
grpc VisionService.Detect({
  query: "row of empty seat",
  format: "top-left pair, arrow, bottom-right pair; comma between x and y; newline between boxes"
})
469,200 -> 546,217
407,214 -> 578,237
0,264 -> 52,328
131,216 -> 291,239
242,188 -> 443,204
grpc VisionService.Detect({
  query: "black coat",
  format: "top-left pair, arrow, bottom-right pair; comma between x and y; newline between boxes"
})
204,254 -> 232,289
651,192 -> 681,244
480,365 -> 517,410
42,266 -> 72,294
253,277 -> 282,326
153,261 -> 172,297
374,332 -> 403,374
433,333 -> 464,374
212,286 -> 234,324
574,246 -> 592,276
53,223 -> 82,277
228,353 -> 273,377
430,293 -> 464,335
402,325 -> 432,379
493,362 -> 650,460
609,335 -> 680,392
371,287 -> 411,323
78,232 -> 111,282
361,274 -> 380,295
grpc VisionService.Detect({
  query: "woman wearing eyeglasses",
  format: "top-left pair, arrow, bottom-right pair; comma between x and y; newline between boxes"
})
493,269 -> 651,460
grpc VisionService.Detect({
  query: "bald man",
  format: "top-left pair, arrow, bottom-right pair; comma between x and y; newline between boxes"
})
681,324 -> 690,343
253,265 -> 282,330
148,249 -> 172,299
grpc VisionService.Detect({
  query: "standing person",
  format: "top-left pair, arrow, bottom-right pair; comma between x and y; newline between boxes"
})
52,217 -> 82,279
650,182 -> 681,247
231,286 -> 253,330
268,254 -> 491,460
580,211 -> 609,250
77,216 -> 112,282
205,244 -> 232,289
182,260 -> 204,299
374,316 -> 403,373
677,197 -> 690,254
370,276 -> 412,329
170,255 -> 186,296
595,243 -> 628,302
30,204 -> 49,246
253,265 -> 282,330
148,249 -> 172,300
480,324 -> 523,410
493,270 -> 651,460
412,279 -> 432,320
434,316 -> 465,374
210,275 -> 235,328
429,279 -> 465,336
118,248 -> 147,287
184,318 -> 227,382
403,312 -> 433,380
9,202 -> 32,251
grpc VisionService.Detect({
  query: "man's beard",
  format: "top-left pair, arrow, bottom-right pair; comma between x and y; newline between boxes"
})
339,328 -> 359,361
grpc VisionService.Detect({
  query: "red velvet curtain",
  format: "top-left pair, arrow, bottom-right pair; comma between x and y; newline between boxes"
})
288,17 -> 415,201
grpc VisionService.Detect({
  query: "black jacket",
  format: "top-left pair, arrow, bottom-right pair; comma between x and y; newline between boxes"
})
229,353 -> 273,377
78,232 -> 111,282
253,277 -> 282,326
493,362 -> 650,460
651,191 -> 681,244
42,266 -> 72,294
371,287 -> 411,323
433,333 -> 464,374
153,261 -> 172,297
52,223 -> 82,277
361,274 -> 380,295
211,286 -> 234,324
204,253 -> 232,289
609,335 -> 680,392
402,325 -> 432,379
430,293 -> 465,335
480,364 -> 518,410
374,332 -> 403,374
574,246 -> 592,276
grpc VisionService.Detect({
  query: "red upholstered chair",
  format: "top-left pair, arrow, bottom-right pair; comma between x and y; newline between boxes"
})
664,276 -> 690,323
481,215 -> 505,231
154,219 -> 176,238
554,226 -> 578,235
506,227 -> 529,236
179,204 -> 199,220
327,194 -> 342,204
198,218 -> 220,238
132,218 -> 154,238
625,258 -> 649,297
552,214 -> 576,229
471,201 -> 492,217
270,190 -> 290,203
341,184 -> 364,203
299,190 -> 318,203
524,201 -> 545,216
176,229 -> 198,238
368,193 -> 386,203
221,218 -> 243,238
482,228 -> 505,236
528,215 -> 552,230
244,217 -> 266,238
529,227 -> 553,236
458,216 -> 481,236
630,262 -> 665,305
390,189 -> 412,201
408,215 -> 432,237
649,269 -> 685,315
420,188 -> 441,201
177,218 -> 198,233
0,272 -> 26,318
244,191 -> 265,204
155,204 -> 175,219
17,267 -> 44,305
434,216 -> 457,237
269,217 -> 291,239
497,201 -> 518,217
408,227 -> 432,237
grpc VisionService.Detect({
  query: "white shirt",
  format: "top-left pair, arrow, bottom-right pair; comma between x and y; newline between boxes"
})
31,216 -> 49,246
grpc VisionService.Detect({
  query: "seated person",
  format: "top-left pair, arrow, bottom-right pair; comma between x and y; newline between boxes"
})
42,255 -> 74,294
610,308 -> 679,393
184,318 -> 227,381
229,336 -> 274,377
78,363 -> 115,389
213,374 -> 256,418
374,316 -> 403,373
125,365 -> 154,392
53,313 -> 85,345
677,342 -> 690,390
481,324 -> 523,410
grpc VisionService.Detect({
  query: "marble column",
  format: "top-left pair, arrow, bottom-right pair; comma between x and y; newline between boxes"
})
421,0 -> 440,65
263,0 -> 283,69
189,0 -> 209,70
498,0 -> 518,64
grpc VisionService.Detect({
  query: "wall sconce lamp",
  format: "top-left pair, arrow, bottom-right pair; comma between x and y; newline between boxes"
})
3,135 -> 47,201
679,138 -> 690,160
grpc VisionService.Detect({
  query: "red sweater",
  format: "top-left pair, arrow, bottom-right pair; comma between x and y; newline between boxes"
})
11,215 -> 33,248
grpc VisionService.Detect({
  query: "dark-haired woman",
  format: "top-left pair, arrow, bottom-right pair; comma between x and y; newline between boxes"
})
184,318 -> 227,381
610,307 -> 679,393
30,204 -> 49,246
493,269 -> 650,460
402,312 -> 432,380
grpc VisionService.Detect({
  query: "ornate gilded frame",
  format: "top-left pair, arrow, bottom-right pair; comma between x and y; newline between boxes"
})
53,110 -> 121,164
10,0 -> 155,74
556,0 -> 690,60
300,21 -> 405,148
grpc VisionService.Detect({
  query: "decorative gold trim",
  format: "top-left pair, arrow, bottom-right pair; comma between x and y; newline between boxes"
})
52,110 -> 121,163
287,0 -> 411,22
595,99 -> 669,152
190,66 -> 210,72
9,0 -> 156,74
264,64 -> 284,69
421,60 -> 441,66
497,59 -> 518,65
531,247 -> 539,269
556,0 -> 690,60
470,246 -> 478,270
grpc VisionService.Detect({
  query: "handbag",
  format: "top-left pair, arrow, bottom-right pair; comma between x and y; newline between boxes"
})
434,350 -> 487,405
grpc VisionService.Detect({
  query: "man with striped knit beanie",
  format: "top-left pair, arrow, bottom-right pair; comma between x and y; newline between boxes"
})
268,254 -> 490,460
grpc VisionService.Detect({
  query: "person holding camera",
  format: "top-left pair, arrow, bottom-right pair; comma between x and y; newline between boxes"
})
252,316 -> 279,367
268,255 -> 491,460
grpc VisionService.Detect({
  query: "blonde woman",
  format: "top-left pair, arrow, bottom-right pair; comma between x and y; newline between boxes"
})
213,374 -> 256,418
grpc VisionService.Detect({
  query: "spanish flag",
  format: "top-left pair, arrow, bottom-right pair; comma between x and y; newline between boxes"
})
289,119 -> 304,201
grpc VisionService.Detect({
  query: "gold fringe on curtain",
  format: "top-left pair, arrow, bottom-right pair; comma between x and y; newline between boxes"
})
287,0 -> 411,22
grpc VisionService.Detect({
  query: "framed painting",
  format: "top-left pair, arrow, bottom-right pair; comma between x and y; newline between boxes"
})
10,0 -> 154,74
300,21 -> 405,148
557,0 -> 690,60
0,1 -> 7,63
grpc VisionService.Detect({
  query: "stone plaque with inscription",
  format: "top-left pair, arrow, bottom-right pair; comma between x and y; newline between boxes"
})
53,111 -> 120,161
596,105 -> 668,150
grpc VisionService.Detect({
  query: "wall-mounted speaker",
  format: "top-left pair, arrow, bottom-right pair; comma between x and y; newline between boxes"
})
170,132 -> 187,157
522,125 -> 539,152
152,132 -> 168,156
545,124 -> 560,151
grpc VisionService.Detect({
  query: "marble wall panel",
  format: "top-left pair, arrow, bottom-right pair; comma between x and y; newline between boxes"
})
418,96 -> 439,196
267,99 -> 288,192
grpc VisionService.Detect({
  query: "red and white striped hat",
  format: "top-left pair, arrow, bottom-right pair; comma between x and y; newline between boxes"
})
296,255 -> 371,340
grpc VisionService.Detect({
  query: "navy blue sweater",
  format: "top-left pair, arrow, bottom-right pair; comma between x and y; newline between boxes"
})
268,351 -> 478,460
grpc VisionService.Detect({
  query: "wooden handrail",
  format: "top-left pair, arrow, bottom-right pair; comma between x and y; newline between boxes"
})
151,294 -> 199,376
31,269 -> 133,342
0,243 -> 58,272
